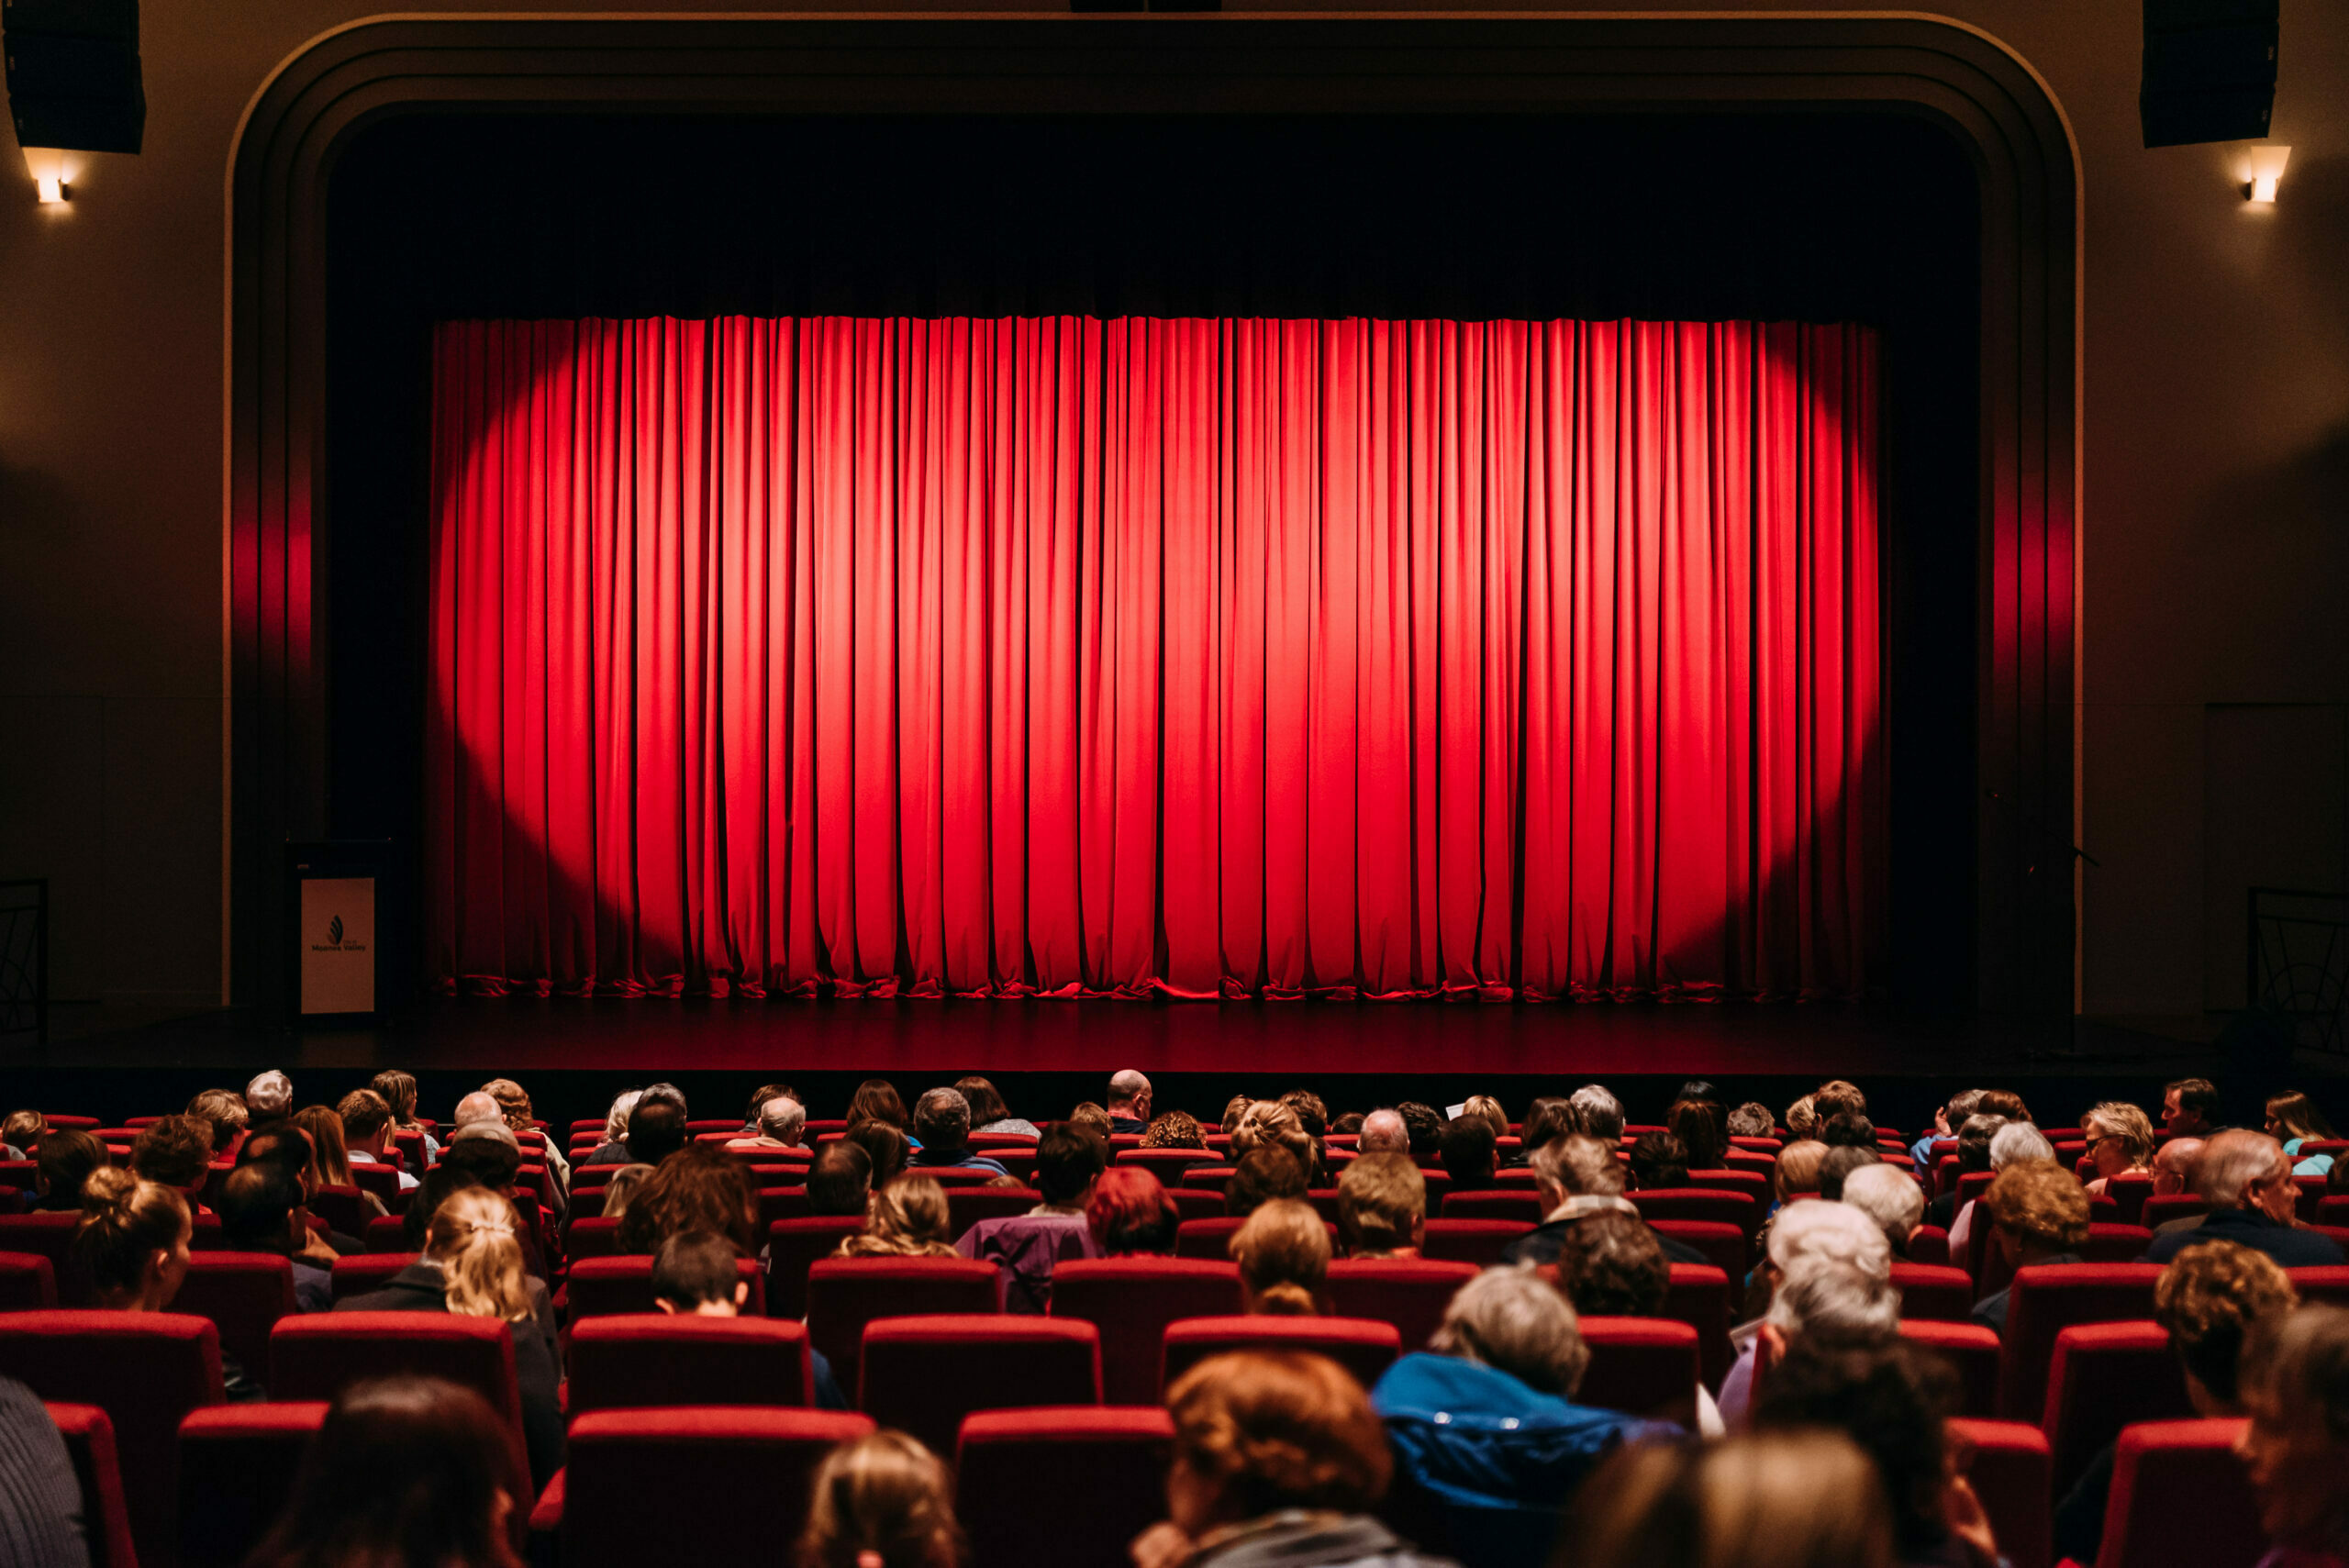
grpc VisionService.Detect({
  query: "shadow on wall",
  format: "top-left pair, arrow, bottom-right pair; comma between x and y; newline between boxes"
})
2186,422 -> 2349,695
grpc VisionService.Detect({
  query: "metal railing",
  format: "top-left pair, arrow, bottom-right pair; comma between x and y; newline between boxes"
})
2248,885 -> 2349,1056
0,880 -> 47,1041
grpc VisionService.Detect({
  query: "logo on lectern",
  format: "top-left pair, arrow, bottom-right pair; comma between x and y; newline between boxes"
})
328,915 -> 344,948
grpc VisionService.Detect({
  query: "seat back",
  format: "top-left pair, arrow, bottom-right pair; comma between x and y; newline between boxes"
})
2095,1418 -> 2264,1568
1996,1264 -> 2163,1419
306,1184 -> 373,1241
1572,1318 -> 1700,1425
559,1408 -> 876,1568
567,1256 -> 767,1320
1657,1263 -> 1734,1391
176,1401 -> 328,1568
1439,1190 -> 1545,1223
2099,1172 -> 2154,1228
1647,1219 -> 1746,1281
0,1250 -> 56,1308
364,1215 -> 408,1252
2288,1264 -> 2349,1307
569,1314 -> 813,1417
2043,1322 -> 2193,1495
1049,1259 -> 1244,1406
1946,1418 -> 2053,1568
766,1217 -> 869,1319
2080,1223 -> 2155,1263
945,1186 -> 1045,1236
1117,1148 -> 1217,1173
805,1258 -> 1000,1404
0,1312 -> 225,1568
330,1252 -> 419,1300
1906,1225 -> 1953,1267
1631,1189 -> 1759,1240
956,1407 -> 1175,1568
173,1252 -> 297,1373
1889,1262 -> 1976,1321
1323,1260 -> 1476,1355
1419,1219 -> 1532,1266
1159,1317 -> 1401,1396
565,1216 -> 625,1259
1898,1319 -> 2001,1417
0,1212 -> 83,1278
1174,1218 -> 1246,1259
2137,1194 -> 2208,1229
268,1311 -> 527,1485
47,1403 -> 139,1568
861,1316 -> 1101,1455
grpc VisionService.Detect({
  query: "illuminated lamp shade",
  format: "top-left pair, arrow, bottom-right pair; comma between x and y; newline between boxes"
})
2245,144 -> 2291,204
20,147 -> 68,205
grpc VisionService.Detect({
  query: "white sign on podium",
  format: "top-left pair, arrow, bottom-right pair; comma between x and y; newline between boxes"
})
299,876 -> 375,1016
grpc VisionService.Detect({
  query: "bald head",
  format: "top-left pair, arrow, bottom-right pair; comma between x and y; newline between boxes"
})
1357,1109 -> 1409,1154
452,1092 -> 502,1129
2152,1135 -> 2204,1196
1108,1071 -> 1152,1115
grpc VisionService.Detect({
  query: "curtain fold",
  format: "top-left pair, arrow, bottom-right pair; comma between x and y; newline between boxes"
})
428,316 -> 1883,1001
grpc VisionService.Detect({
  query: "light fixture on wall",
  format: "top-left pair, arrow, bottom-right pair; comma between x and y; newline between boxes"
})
2244,143 -> 2291,203
20,146 -> 68,205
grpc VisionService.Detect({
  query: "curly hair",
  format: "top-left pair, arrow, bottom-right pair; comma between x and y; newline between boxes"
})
1165,1350 -> 1391,1518
2156,1240 -> 2298,1403
1554,1210 -> 1669,1318
1141,1110 -> 1206,1150
1984,1160 -> 2090,1254
129,1115 -> 216,1189
614,1144 -> 757,1256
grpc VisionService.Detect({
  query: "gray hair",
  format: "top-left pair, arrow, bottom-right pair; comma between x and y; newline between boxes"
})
758,1095 -> 807,1144
1530,1134 -> 1626,1199
1765,1255 -> 1901,1347
603,1090 -> 643,1146
245,1071 -> 294,1118
1988,1123 -> 2056,1171
1569,1085 -> 1626,1143
913,1087 -> 971,1143
1357,1109 -> 1409,1154
2197,1129 -> 2287,1207
1431,1266 -> 1590,1397
1766,1197 -> 1892,1280
1840,1163 -> 1925,1249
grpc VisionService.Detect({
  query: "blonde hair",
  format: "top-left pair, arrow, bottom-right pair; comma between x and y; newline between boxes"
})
1785,1095 -> 1820,1141
1460,1095 -> 1508,1140
72,1167 -> 191,1302
427,1187 -> 534,1323
840,1176 -> 957,1258
1230,1199 -> 1328,1317
798,1429 -> 961,1568
1230,1102 -> 1319,1184
2084,1101 -> 2156,1168
1335,1153 -> 1425,1257
1570,1431 -> 1896,1568
293,1105 -> 356,1188
600,1164 -> 657,1222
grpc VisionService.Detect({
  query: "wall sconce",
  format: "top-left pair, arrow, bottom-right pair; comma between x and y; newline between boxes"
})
2244,143 -> 2291,204
20,146 -> 68,205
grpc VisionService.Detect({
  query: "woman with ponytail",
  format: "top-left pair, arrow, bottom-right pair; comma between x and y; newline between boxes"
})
72,1167 -> 268,1399
797,1429 -> 962,1568
1230,1200 -> 1330,1318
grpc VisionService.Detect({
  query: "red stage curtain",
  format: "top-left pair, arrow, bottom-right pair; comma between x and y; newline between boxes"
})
429,317 -> 1882,1001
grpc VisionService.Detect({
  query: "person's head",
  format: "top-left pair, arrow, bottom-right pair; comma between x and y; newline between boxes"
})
479,1080 -> 535,1134
1936,1089 -> 1986,1136
1224,1146 -> 1308,1219
598,1164 -> 657,1223
2164,1077 -> 2221,1138
1142,1110 -> 1206,1150
1972,1089 -> 2030,1125
1108,1070 -> 1152,1120
849,1079 -> 908,1130
638,1084 -> 688,1118
651,1229 -> 749,1316
1330,1113 -> 1364,1137
1530,1133 -> 1627,1209
1666,1100 -> 1725,1170
621,1098 -> 688,1166
1396,1102 -> 1445,1157
2198,1129 -> 2300,1224
756,1095 -> 808,1147
2082,1100 -> 2157,1178
1817,1144 -> 1882,1203
1842,1162 -> 1925,1251
2267,1091 -> 2338,1145
1819,1111 -> 1877,1152
1335,1153 -> 1425,1258
1987,1121 -> 2055,1172
1280,1090 -> 1331,1140
2239,1304 -> 2349,1553
451,1091 -> 500,1131
1567,1432 -> 1897,1568
403,1167 -> 484,1250
1230,1199 -> 1330,1316
247,1376 -> 526,1568
1725,1102 -> 1776,1140
1813,1081 -> 1868,1121
1439,1116 -> 1498,1186
35,1129 -> 106,1207
369,1071 -> 421,1126
846,1120 -> 911,1187
1230,1101 -> 1318,1183
601,1089 -> 643,1146
1764,1255 -> 1902,1355
1432,1264 -> 1591,1396
336,1089 -> 395,1154
0,1110 -> 43,1151
444,1122 -> 523,1194
950,1077 -> 1008,1129
807,1141 -> 874,1218
217,1160 -> 306,1252
425,1186 -> 533,1322
744,1083 -> 796,1129
1627,1130 -> 1688,1191
1457,1095 -> 1507,1141
1066,1103 -> 1112,1143
1954,1114 -> 2007,1174
1350,1108 -> 1408,1156
911,1089 -> 972,1156
1520,1096 -> 1579,1151
858,1176 -> 954,1253
615,1143 -> 758,1256
186,1089 -> 250,1152
71,1167 -> 193,1311
1034,1121 -> 1107,1207
128,1114 -> 215,1191
1086,1167 -> 1180,1255
2153,1134 -> 2205,1196
1986,1161 -> 2091,1264
2156,1240 -> 2298,1415
1767,1197 -> 1893,1282
1554,1209 -> 1669,1318
293,1104 -> 355,1188
1221,1096 -> 1252,1135
1785,1094 -> 1820,1141
245,1070 -> 295,1122
1752,1339 -> 1963,1560
1568,1085 -> 1625,1143
1163,1351 -> 1390,1533
1774,1140 -> 1830,1202
798,1429 -> 962,1568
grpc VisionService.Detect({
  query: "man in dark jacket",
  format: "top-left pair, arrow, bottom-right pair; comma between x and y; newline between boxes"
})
1106,1070 -> 1153,1135
905,1089 -> 1008,1175
1500,1134 -> 1709,1269
2144,1129 -> 2344,1267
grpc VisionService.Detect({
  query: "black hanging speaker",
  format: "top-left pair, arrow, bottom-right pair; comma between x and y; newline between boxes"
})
3,0 -> 142,154
2142,0 -> 2278,148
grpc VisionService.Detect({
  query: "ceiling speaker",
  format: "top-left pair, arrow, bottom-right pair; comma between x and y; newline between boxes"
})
3,0 -> 142,154
2142,0 -> 2278,148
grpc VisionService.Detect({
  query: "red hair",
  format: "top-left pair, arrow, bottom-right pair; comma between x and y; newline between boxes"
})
1086,1167 -> 1178,1255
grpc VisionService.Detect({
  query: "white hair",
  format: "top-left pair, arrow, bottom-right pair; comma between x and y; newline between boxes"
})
2197,1129 -> 2287,1207
759,1095 -> 807,1144
1988,1123 -> 2056,1171
1841,1163 -> 1925,1249
1357,1109 -> 1409,1154
603,1090 -> 643,1146
1431,1265 -> 1590,1397
1766,1197 -> 1892,1281
1569,1085 -> 1625,1142
245,1071 -> 293,1118
1765,1255 -> 1901,1347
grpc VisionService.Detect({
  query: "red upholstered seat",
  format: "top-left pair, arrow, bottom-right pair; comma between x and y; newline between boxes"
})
1907,1225 -> 1953,1267
1572,1318 -> 1700,1425
0,1212 -> 83,1275
269,1312 -> 529,1500
2095,1418 -> 2264,1568
564,1216 -> 625,1258
330,1252 -> 419,1300
861,1316 -> 1101,1454
1160,1317 -> 1401,1396
1648,1219 -> 1747,1282
568,1314 -> 814,1417
43,1116 -> 101,1132
554,1408 -> 874,1567
1049,1259 -> 1245,1406
350,1162 -> 406,1210
176,1401 -> 328,1568
1440,1190 -> 1545,1223
945,1185 -> 1044,1235
805,1258 -> 1000,1404
1898,1320 -> 2001,1418
1631,1189 -> 1759,1240
568,1256 -> 766,1319
957,1407 -> 1175,1568
1118,1148 -> 1218,1173
2288,1264 -> 2349,1307
1658,1263 -> 1735,1390
988,1151 -> 1041,1184
0,1251 -> 56,1309
1946,1418 -> 2053,1568
1324,1260 -> 1477,1355
1180,1166 -> 1239,1193
1174,1216 -> 1341,1261
2137,1194 -> 2208,1229
2296,1173 -> 2329,1223
766,1217 -> 869,1320
2099,1172 -> 2154,1228
2043,1322 -> 2193,1495
306,1184 -> 373,1241
1995,1264 -> 2164,1420
363,1215 -> 407,1252
173,1253 -> 297,1374
757,1186 -> 811,1229
0,1312 -> 224,1568
0,1162 -> 39,1194
47,1404 -> 138,1568
1890,1262 -> 1976,1321
1681,1170 -> 1770,1202
2080,1223 -> 2155,1263
1419,1219 -> 1532,1266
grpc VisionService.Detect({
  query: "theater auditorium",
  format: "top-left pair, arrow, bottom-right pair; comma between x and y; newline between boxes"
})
3,3 -> 2348,1566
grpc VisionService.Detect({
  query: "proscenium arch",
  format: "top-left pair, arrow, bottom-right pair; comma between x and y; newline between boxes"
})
225,11 -> 2081,1018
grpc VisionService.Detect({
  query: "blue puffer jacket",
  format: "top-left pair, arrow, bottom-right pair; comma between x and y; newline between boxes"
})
1372,1353 -> 1679,1568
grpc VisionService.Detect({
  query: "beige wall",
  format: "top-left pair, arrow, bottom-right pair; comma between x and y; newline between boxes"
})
3,0 -> 2343,1015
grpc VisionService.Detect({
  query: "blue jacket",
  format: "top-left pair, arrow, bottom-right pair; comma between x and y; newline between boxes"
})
1372,1353 -> 1676,1568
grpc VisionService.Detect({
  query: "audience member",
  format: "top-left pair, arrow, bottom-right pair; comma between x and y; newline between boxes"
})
1554,1209 -> 1670,1318
1331,1113 -> 1365,1137
1503,1133 -> 1707,1269
1142,1110 -> 1206,1149
1813,1080 -> 1868,1122
1439,1116 -> 1498,1191
2072,1101 -> 2154,1198
1351,1108 -> 1406,1157
1282,1090 -> 1333,1142
450,1089 -> 501,1131
1911,1089 -> 1985,1165
402,1167 -> 482,1251
1785,1094 -> 1820,1142
849,1079 -> 912,1138
955,1075 -> 1038,1138
1227,1146 -> 1308,1219
128,1114 -> 213,1197
798,1429 -> 963,1568
807,1141 -> 875,1218
1510,1097 -> 1578,1164
1817,1144 -> 1882,1202
1231,1100 -> 1322,1186
1842,1162 -> 1925,1254
1067,1103 -> 1112,1143
0,1375 -> 96,1567
479,1078 -> 565,1193
1720,1199 -> 1894,1428
1108,1071 -> 1153,1134
217,1160 -> 340,1311
847,1120 -> 912,1187
2145,1129 -> 2345,1266
1627,1130 -> 1689,1191
1727,1101 -> 1776,1140
293,1104 -> 384,1220
1819,1110 -> 1878,1151
2267,1090 -> 2339,1176
1397,1102 -> 1445,1159
1336,1153 -> 1425,1260
337,1088 -> 420,1194
1771,1140 -> 1830,1211
1456,1095 -> 1508,1142
728,1093 -> 810,1154
245,1070 -> 295,1125
1923,1114 -> 2005,1230
651,1229 -> 750,1316
1568,1085 -> 1625,1144
1566,1432 -> 1897,1568
369,1069 -> 439,1161
0,1111 -> 41,1162
740,1082 -> 796,1133
2163,1076 -> 2221,1139
186,1089 -> 250,1154
841,1176 -> 957,1258
32,1129 -> 106,1213
597,1162 -> 657,1223
615,1143 -> 758,1256
1230,1199 -> 1329,1316
1668,1100 -> 1726,1171
583,1089 -> 643,1165
2147,1135 -> 2206,1236
1086,1166 -> 1180,1255
1219,1095 -> 1252,1135
1944,1121 -> 2055,1255
2236,1303 -> 2349,1561
607,1097 -> 688,1168
73,1166 -> 264,1397
907,1090 -> 1008,1175
1970,1160 -> 2091,1336
953,1123 -> 1105,1312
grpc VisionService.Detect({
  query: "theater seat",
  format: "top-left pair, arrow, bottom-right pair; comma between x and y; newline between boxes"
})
1898,1320 -> 2000,1418
805,1257 -> 1000,1405
2080,1224 -> 2155,1263
1572,1318 -> 1700,1426
1995,1264 -> 2163,1420
946,1185 -> 1044,1235
47,1403 -> 138,1568
0,1212 -> 82,1278
269,1312 -> 529,1496
555,1408 -> 875,1567
1419,1219 -> 1532,1266
1167,1188 -> 1226,1224
1174,1216 -> 1340,1261
1906,1225 -> 1953,1267
766,1217 -> 868,1319
173,1252 -> 297,1375
1947,1418 -> 2053,1568
564,1216 -> 624,1259
306,1184 -> 373,1241
2288,1264 -> 2349,1307
956,1407 -> 1175,1568
330,1252 -> 418,1301
1648,1219 -> 1746,1282
2042,1322 -> 2192,1496
1117,1148 -> 1217,1174
363,1215 -> 407,1252
2137,1194 -> 2208,1229
0,1251 -> 55,1309
0,1312 -> 225,1568
1324,1259 -> 1477,1354
567,1256 -> 767,1319
1160,1317 -> 1401,1396
2094,1418 -> 2263,1568
2099,1173 -> 2154,1228
1631,1189 -> 1758,1240
1440,1190 -> 1544,1223
176,1401 -> 328,1568
1050,1258 -> 1245,1406
1180,1166 -> 1239,1193
1890,1262 -> 1976,1321
860,1316 -> 1101,1455
568,1315 -> 813,1417
1658,1263 -> 1734,1391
